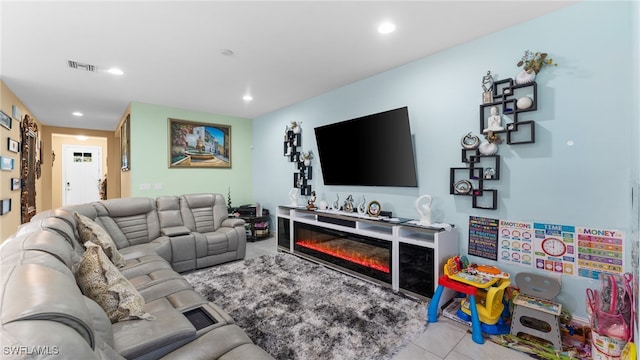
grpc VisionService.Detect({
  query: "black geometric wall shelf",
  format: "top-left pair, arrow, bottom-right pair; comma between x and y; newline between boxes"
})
284,124 -> 312,196
451,77 -> 540,210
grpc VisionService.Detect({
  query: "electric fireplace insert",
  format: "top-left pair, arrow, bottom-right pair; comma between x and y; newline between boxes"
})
293,222 -> 392,284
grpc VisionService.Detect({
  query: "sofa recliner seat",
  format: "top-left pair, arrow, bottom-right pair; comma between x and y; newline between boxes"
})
0,193 -> 274,360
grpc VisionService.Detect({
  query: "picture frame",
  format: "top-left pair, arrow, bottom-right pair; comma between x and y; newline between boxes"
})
12,105 -> 21,121
11,178 -> 21,190
0,199 -> 11,215
0,111 -> 11,130
121,115 -> 130,171
7,138 -> 20,153
0,156 -> 14,171
168,118 -> 231,168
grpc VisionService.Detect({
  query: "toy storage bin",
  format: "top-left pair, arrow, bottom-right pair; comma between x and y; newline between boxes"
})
591,330 -> 627,360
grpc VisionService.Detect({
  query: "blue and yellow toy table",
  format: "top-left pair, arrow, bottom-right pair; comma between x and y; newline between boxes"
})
427,258 -> 509,344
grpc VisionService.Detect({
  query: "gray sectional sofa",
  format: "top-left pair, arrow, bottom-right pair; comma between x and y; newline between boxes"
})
0,193 -> 275,360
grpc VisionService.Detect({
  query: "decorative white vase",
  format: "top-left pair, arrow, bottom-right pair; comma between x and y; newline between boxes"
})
516,96 -> 533,110
515,70 -> 536,85
478,141 -> 498,155
317,200 -> 328,210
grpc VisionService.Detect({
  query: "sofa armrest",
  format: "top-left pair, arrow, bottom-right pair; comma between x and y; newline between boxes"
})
221,218 -> 245,228
112,308 -> 195,359
161,226 -> 191,237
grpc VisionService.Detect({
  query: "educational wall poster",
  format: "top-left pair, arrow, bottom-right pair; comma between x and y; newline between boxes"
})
576,227 -> 625,280
499,220 -> 534,268
532,222 -> 577,276
468,216 -> 498,260
489,218 -> 626,280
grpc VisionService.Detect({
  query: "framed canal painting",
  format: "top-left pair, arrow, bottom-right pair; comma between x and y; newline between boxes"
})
168,118 -> 231,169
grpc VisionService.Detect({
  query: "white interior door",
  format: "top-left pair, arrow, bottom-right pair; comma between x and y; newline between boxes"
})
62,145 -> 103,206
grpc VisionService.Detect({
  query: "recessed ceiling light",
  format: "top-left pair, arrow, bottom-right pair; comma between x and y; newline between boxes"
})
378,22 -> 396,34
72,112 -> 83,117
242,94 -> 253,102
106,67 -> 124,75
76,135 -> 89,141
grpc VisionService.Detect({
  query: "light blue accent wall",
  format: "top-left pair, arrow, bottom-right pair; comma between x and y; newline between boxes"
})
253,1 -> 637,319
129,102 -> 254,205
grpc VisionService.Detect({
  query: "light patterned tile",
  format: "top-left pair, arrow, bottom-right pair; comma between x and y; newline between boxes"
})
412,320 -> 467,358
392,343 -> 443,360
443,350 -> 474,360
453,334 -> 534,360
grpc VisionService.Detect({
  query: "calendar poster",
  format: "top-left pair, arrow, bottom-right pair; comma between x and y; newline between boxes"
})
576,227 -> 625,279
468,216 -> 498,260
532,222 -> 577,276
498,220 -> 534,268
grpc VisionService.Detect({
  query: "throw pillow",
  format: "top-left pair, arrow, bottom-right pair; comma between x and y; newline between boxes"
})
74,211 -> 126,268
75,242 -> 155,323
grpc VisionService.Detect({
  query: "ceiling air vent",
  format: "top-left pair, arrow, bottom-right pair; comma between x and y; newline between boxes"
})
67,60 -> 96,72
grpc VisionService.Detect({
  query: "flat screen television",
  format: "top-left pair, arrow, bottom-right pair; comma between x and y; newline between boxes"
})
314,107 -> 418,187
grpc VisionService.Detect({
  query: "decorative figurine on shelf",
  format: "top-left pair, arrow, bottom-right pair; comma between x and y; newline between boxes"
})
306,191 -> 317,210
291,121 -> 302,134
357,195 -> 367,215
484,168 -> 496,179
461,132 -> 480,150
289,187 -> 299,206
331,194 -> 341,211
343,195 -> 354,213
482,71 -> 494,104
301,150 -> 313,166
483,106 -> 504,133
415,194 -> 433,226
454,179 -> 473,194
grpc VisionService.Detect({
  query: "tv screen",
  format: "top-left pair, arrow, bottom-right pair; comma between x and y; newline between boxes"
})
314,107 -> 418,187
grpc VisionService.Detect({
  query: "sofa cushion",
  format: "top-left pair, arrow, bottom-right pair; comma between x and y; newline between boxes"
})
75,242 -> 154,323
75,212 -> 126,268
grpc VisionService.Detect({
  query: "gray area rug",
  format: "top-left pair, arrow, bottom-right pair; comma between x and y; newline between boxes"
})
183,252 -> 427,360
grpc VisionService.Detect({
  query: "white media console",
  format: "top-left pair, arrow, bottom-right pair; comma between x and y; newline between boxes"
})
276,206 -> 459,309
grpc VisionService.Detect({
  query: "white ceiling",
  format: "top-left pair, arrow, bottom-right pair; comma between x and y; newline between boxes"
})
1,1 -> 578,131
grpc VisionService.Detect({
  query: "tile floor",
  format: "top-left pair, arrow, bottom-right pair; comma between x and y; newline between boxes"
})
246,237 -> 531,360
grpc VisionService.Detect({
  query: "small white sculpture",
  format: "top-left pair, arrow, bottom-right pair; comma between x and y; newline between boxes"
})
289,188 -> 299,206
483,106 -> 504,133
357,195 -> 367,215
331,194 -> 341,211
415,194 -> 433,226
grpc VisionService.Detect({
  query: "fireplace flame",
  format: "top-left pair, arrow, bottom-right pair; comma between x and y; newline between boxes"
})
297,240 -> 390,273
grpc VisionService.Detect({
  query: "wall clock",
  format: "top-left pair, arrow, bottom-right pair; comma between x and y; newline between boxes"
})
541,237 -> 567,257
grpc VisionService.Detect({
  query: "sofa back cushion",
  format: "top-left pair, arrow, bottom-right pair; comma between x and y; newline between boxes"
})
157,195 -> 184,228
179,193 -> 227,233
93,198 -> 161,248
1,262 -> 96,349
0,229 -> 78,272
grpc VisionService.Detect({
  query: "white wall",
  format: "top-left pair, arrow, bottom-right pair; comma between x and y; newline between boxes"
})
253,1 -> 637,320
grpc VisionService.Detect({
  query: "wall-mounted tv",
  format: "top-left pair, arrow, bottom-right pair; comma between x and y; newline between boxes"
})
314,106 -> 418,187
